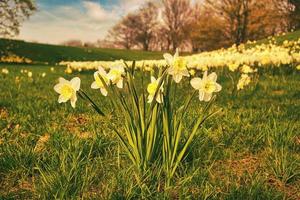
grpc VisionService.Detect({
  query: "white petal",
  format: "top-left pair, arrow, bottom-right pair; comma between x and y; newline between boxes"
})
156,93 -> 163,103
182,69 -> 190,77
190,78 -> 202,90
151,76 -> 156,83
100,88 -> 108,96
91,81 -> 99,89
54,83 -> 62,93
208,72 -> 217,82
199,91 -> 205,101
163,53 -> 173,65
70,94 -> 77,108
147,95 -> 154,103
116,79 -> 123,88
203,92 -> 212,102
70,77 -> 81,91
167,67 -> 175,75
58,94 -> 69,103
58,77 -> 68,84
93,71 -> 99,80
215,83 -> 222,92
98,66 -> 106,74
173,74 -> 182,83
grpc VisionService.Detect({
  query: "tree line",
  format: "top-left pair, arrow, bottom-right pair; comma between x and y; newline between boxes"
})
107,0 -> 300,52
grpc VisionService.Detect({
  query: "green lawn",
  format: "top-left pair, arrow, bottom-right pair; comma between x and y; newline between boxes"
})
0,63 -> 299,199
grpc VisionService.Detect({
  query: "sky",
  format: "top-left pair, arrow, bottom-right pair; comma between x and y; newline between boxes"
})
16,0 -> 150,44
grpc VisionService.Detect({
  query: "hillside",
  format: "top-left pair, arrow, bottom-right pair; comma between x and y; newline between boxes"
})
1,30 -> 300,65
247,30 -> 300,46
0,38 -> 164,64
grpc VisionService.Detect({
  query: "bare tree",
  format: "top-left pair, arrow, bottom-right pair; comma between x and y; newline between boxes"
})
276,0 -> 300,31
205,0 -> 286,45
161,0 -> 193,51
0,0 -> 36,37
289,0 -> 300,30
135,2 -> 159,51
189,4 -> 230,51
107,13 -> 139,49
107,2 -> 158,51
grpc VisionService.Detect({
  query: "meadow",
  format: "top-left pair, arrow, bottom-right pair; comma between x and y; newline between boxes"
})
0,62 -> 299,199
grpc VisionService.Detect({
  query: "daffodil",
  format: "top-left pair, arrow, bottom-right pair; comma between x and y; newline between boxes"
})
147,76 -> 164,103
65,67 -> 72,74
189,69 -> 196,76
190,71 -> 222,102
54,77 -> 81,108
237,74 -> 251,90
107,65 -> 125,88
1,68 -> 9,74
91,67 -> 110,96
228,63 -> 239,72
240,65 -> 256,74
164,48 -> 189,83
296,65 -> 300,70
28,72 -> 32,78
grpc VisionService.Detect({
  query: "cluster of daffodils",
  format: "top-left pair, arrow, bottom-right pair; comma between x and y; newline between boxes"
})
20,69 -> 33,78
236,64 -> 258,91
54,50 -> 222,107
54,50 -> 223,187
59,38 -> 300,74
0,54 -> 32,64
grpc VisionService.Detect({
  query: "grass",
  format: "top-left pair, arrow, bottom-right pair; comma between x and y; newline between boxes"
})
0,63 -> 299,199
0,38 -> 165,64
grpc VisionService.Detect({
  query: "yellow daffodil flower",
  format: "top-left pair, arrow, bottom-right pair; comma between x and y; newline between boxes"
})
54,77 -> 81,108
240,65 -> 256,74
164,48 -> 189,83
1,68 -> 9,75
190,71 -> 222,102
237,74 -> 251,90
65,67 -> 72,74
28,72 -> 32,78
91,67 -> 110,96
107,65 -> 125,88
147,76 -> 164,103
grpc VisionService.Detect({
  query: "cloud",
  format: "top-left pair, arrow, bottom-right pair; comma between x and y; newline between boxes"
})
83,1 -> 116,22
16,0 -> 152,44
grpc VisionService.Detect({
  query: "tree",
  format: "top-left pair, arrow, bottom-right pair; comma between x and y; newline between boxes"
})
0,0 -> 36,37
161,0 -> 193,51
107,13 -> 139,49
205,0 -> 285,45
107,2 -> 158,51
287,0 -> 300,30
189,4 -> 230,52
135,2 -> 158,51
